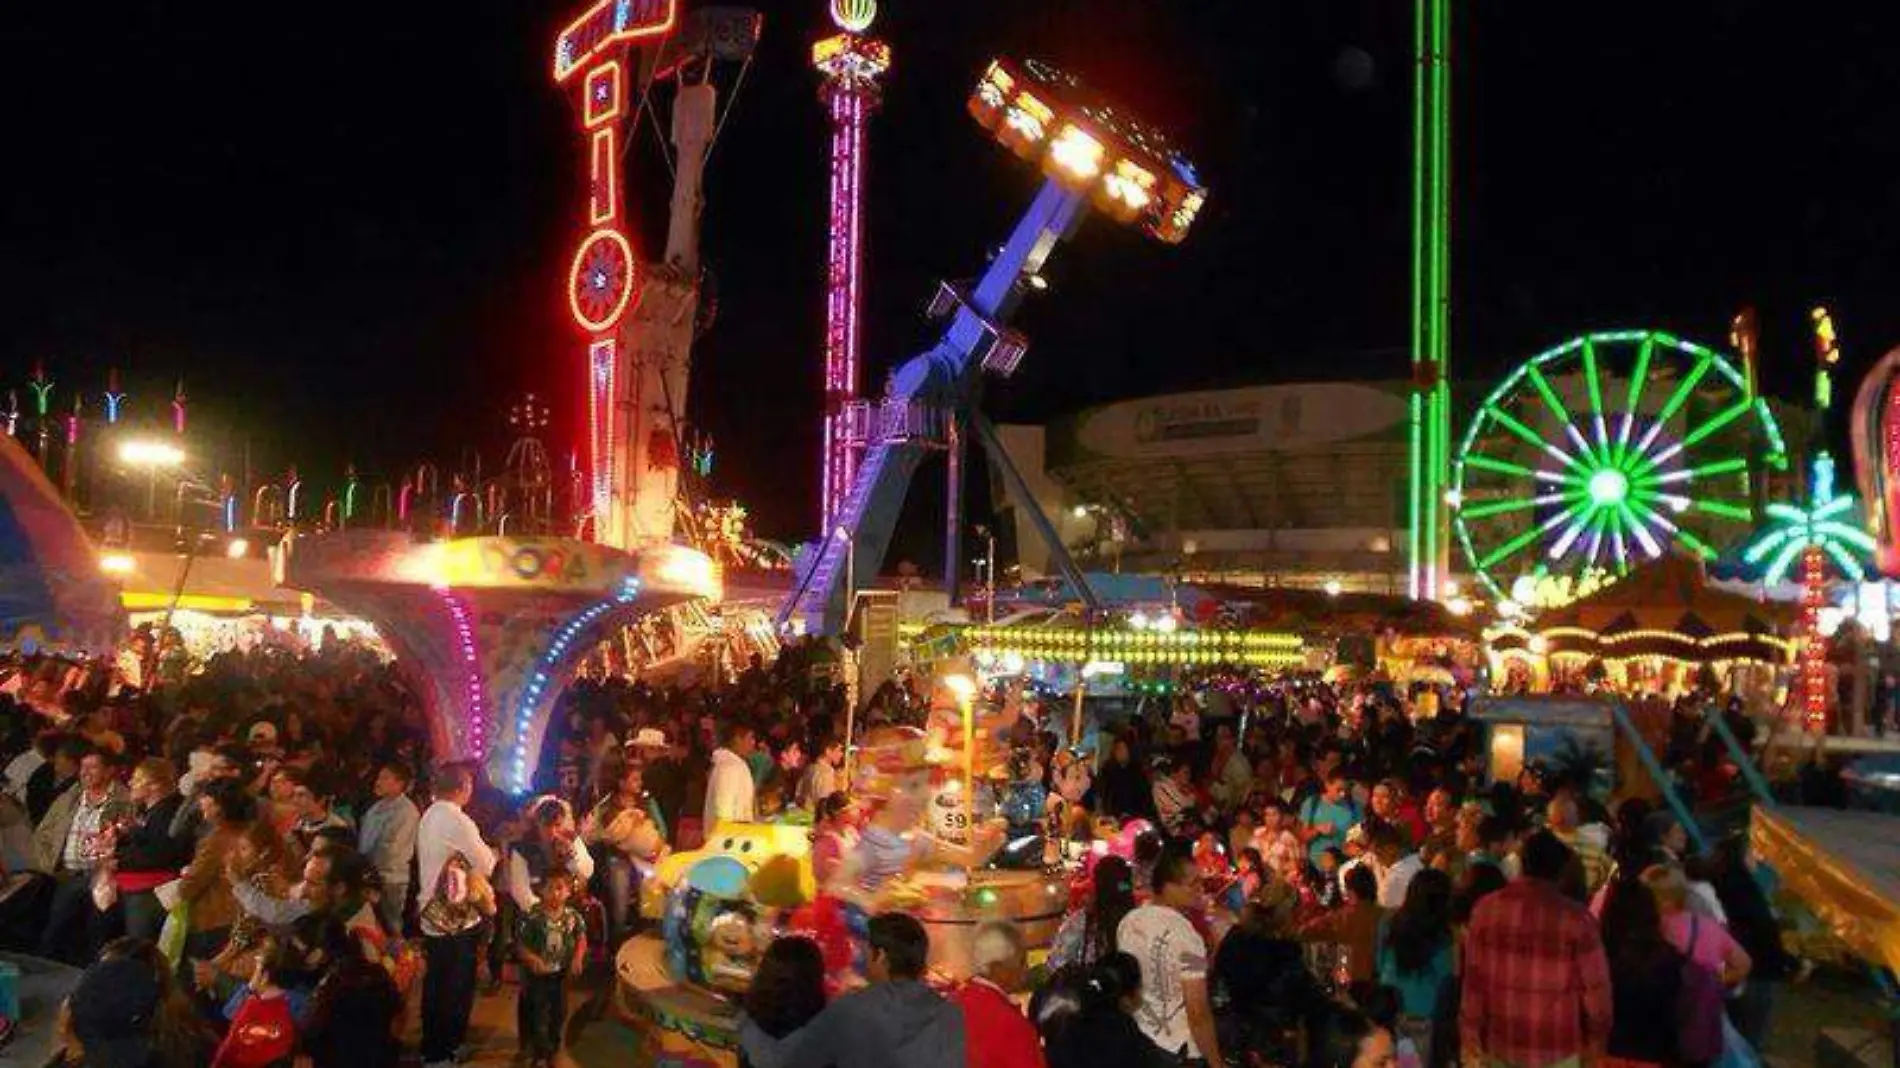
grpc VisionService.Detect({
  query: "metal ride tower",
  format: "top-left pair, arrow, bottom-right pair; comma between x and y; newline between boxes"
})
1409,0 -> 1453,601
814,0 -> 889,532
282,1 -> 733,796
782,57 -> 1207,636
552,0 -> 676,542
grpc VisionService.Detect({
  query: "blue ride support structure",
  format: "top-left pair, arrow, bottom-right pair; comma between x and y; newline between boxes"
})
782,56 -> 1209,635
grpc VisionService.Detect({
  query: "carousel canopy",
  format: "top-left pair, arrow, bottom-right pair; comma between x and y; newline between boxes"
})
1507,554 -> 1793,664
0,435 -> 124,655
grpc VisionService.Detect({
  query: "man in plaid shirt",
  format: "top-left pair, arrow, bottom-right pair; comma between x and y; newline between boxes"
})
1460,830 -> 1613,1068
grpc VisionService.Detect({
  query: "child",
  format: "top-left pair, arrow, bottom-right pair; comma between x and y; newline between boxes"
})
1236,847 -> 1267,900
516,868 -> 587,1068
211,936 -> 303,1068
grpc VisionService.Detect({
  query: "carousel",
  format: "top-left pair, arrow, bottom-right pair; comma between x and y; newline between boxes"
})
613,668 -> 1072,1065
1485,555 -> 1795,697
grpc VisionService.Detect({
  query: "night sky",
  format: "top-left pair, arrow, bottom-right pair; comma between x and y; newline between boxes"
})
6,1 -> 1900,562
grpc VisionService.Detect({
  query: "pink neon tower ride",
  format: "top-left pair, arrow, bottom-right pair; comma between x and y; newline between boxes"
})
814,0 -> 890,532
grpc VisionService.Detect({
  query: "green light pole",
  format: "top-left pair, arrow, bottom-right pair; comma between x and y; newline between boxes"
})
1409,0 -> 1453,601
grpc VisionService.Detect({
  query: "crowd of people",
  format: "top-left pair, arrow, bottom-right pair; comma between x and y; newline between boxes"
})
0,632 -> 1807,1068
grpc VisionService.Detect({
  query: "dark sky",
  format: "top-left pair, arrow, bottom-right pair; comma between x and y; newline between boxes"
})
6,0 -> 1900,556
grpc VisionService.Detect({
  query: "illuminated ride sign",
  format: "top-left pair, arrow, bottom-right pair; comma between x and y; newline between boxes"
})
554,0 -> 676,531
968,57 -> 1207,244
553,0 -> 677,83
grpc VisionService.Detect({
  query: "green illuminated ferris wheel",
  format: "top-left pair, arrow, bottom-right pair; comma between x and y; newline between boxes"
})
1453,330 -> 1788,602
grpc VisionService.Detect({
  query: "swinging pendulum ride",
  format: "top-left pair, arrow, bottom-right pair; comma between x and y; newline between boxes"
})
782,56 -> 1205,636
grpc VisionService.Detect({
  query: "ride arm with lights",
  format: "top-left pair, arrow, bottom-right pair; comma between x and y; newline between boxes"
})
785,57 -> 1206,636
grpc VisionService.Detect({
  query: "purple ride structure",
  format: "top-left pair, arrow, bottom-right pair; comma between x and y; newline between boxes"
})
814,0 -> 889,534
782,56 -> 1207,636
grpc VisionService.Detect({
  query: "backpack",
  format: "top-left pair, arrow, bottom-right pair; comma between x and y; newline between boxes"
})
419,852 -> 492,936
1675,918 -> 1726,1064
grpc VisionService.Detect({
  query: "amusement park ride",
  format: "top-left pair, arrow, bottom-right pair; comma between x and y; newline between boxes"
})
283,0 -> 764,794
782,56 -> 1207,636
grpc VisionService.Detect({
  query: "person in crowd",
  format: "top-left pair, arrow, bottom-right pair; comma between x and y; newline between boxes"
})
357,760 -> 420,935
808,791 -> 857,889
1701,835 -> 1792,1049
1547,792 -> 1611,896
1151,756 -> 1197,837
1215,880 -> 1328,1068
169,744 -> 248,844
1599,876 -> 1721,1068
1049,854 -> 1137,971
956,921 -> 1044,1068
1367,820 -> 1424,911
1092,735 -> 1154,822
287,769 -> 354,855
507,795 -> 595,917
1371,780 -> 1427,848
1643,863 -> 1752,990
300,914 -> 404,1068
1206,723 -> 1253,814
1301,772 -> 1362,868
515,866 -> 587,1068
49,955 -> 166,1068
742,936 -> 829,1068
705,722 -> 759,829
97,936 -> 219,1068
208,934 -> 304,1068
1309,1007 -> 1399,1068
1462,813 -> 1519,879
738,912 -> 965,1068
1301,862 -> 1384,984
113,757 -> 192,942
1461,830 -> 1613,1068
417,762 -> 498,1068
795,735 -> 844,812
36,746 -> 132,963
1119,842 -> 1226,1068
587,756 -> 667,948
1044,951 -> 1171,1068
179,780 -> 258,991
24,732 -> 82,827
1376,868 -> 1456,1066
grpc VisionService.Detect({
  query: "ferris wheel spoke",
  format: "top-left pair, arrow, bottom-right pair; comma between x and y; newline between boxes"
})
1671,526 -> 1719,560
1622,504 -> 1664,559
1478,523 -> 1546,571
1486,406 -> 1587,474
1678,397 -> 1755,451
1610,527 -> 1629,569
1460,494 -> 1563,520
1524,364 -> 1577,431
1652,351 -> 1716,428
1547,504 -> 1596,561
1463,453 -> 1539,479
1624,334 -> 1656,417
1693,499 -> 1753,522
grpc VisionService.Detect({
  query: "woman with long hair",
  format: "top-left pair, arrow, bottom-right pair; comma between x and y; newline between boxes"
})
178,779 -> 257,993
741,937 -> 828,1068
1048,855 -> 1137,971
1376,867 -> 1456,1067
1599,877 -> 1718,1068
1046,952 -> 1172,1068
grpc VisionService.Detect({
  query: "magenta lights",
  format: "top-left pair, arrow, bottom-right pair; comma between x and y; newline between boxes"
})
814,22 -> 887,532
435,587 -> 487,761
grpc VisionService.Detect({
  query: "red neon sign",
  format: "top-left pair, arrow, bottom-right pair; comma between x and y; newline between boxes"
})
553,0 -> 676,83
